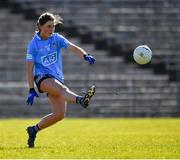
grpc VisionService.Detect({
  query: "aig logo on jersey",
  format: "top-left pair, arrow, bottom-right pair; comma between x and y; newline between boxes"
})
41,52 -> 57,66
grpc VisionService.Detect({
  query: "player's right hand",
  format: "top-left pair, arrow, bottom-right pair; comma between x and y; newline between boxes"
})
26,88 -> 39,106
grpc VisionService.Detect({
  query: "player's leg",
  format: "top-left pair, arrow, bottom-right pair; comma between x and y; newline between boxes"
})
27,77 -> 95,148
27,94 -> 66,148
40,78 -> 77,103
37,94 -> 67,129
40,78 -> 95,107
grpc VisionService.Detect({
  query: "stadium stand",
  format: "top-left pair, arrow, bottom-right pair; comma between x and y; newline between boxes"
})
0,0 -> 179,117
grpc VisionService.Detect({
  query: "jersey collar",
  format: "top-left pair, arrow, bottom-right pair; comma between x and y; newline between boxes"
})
35,32 -> 53,41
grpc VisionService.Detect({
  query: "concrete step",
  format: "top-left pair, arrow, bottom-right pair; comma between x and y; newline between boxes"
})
0,81 -> 176,93
0,72 -> 170,81
0,97 -> 177,118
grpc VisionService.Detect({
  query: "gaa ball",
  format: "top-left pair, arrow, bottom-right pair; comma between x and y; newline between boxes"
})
133,45 -> 152,65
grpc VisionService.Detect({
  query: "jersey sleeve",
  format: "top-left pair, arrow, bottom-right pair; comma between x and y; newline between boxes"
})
56,34 -> 70,49
26,41 -> 34,62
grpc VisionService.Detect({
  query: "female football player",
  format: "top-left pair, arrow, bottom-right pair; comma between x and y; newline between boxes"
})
26,12 -> 95,148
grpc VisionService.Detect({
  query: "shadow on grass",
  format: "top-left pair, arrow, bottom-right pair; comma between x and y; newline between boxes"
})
0,146 -> 54,150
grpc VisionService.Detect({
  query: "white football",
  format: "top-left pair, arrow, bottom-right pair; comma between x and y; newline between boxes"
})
133,45 -> 152,65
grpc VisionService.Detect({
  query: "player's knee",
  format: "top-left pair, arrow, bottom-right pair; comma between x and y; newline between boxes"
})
48,85 -> 68,97
57,85 -> 69,96
60,85 -> 69,93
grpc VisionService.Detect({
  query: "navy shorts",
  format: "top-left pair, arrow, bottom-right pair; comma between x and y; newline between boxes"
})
34,74 -> 55,93
34,74 -> 64,94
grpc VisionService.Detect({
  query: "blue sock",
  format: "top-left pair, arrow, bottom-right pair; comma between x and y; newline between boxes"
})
76,96 -> 83,104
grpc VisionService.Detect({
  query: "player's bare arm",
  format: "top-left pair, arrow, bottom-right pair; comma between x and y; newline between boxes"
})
26,61 -> 34,89
68,42 -> 88,58
68,42 -> 96,65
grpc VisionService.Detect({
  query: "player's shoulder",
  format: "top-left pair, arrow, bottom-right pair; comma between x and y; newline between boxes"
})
53,33 -> 66,39
27,40 -> 35,51
27,34 -> 38,50
28,38 -> 35,45
28,34 -> 37,45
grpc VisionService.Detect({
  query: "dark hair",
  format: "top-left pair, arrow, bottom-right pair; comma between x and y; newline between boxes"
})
37,12 -> 63,32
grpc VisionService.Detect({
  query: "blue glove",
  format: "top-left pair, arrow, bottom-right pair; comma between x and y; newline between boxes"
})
84,54 -> 96,65
26,88 -> 39,106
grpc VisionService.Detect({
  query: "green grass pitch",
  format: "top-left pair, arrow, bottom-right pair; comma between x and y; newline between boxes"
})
0,118 -> 180,159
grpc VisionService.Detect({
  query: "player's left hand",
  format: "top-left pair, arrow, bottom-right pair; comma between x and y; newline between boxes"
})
84,54 -> 96,65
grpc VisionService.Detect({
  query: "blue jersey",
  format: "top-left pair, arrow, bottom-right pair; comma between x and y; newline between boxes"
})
26,32 -> 69,82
